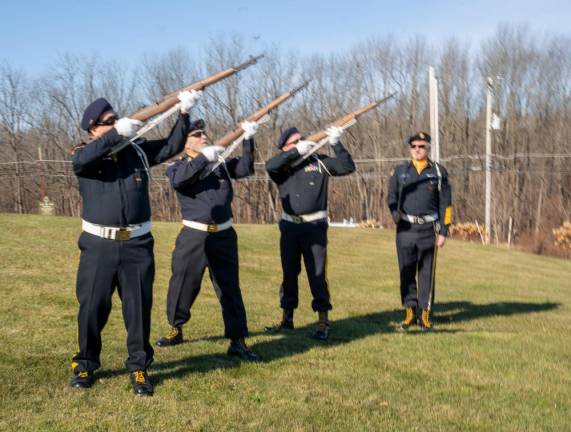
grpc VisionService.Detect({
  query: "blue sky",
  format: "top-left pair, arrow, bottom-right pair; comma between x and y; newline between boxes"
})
1,0 -> 570,74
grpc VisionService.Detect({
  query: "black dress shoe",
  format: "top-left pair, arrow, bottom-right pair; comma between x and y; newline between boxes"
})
264,320 -> 294,334
310,324 -> 330,341
311,311 -> 330,340
130,370 -> 153,396
227,340 -> 261,362
70,370 -> 95,389
156,326 -> 183,347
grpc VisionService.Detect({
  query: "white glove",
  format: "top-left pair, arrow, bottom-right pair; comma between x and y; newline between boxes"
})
326,126 -> 343,145
114,118 -> 143,138
201,145 -> 225,162
296,140 -> 314,156
241,121 -> 258,140
178,90 -> 202,114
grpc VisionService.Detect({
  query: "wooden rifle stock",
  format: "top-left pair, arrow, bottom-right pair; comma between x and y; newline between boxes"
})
305,93 -> 395,143
130,55 -> 263,122
215,80 -> 310,147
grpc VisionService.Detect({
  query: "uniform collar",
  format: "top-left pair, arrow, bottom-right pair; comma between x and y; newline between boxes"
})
409,158 -> 433,167
409,158 -> 432,174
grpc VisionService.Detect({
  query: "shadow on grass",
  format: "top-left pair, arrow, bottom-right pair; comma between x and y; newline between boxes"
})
97,300 -> 559,386
435,301 -> 560,324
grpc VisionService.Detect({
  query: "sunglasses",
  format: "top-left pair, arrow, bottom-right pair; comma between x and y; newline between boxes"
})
95,115 -> 118,126
286,137 -> 301,146
410,144 -> 427,149
189,130 -> 208,138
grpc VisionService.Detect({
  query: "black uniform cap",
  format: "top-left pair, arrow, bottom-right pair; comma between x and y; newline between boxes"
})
189,119 -> 205,132
277,127 -> 300,149
408,131 -> 431,144
81,98 -> 114,131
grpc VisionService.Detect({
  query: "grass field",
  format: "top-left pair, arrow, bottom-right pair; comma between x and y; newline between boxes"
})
0,214 -> 570,431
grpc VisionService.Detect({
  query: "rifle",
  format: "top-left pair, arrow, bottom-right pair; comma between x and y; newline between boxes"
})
210,80 -> 310,171
291,93 -> 395,167
110,55 -> 263,155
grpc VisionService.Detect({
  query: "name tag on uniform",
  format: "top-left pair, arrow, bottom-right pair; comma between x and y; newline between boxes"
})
304,163 -> 319,173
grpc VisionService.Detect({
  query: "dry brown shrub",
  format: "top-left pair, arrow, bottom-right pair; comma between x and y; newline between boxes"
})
449,222 -> 486,242
553,221 -> 571,250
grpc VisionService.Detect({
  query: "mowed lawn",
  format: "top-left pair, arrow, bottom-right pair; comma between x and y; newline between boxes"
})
0,214 -> 570,431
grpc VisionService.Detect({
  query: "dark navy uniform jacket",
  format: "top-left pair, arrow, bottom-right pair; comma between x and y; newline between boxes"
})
166,139 -> 254,224
72,114 -> 190,227
387,160 -> 452,236
265,142 -> 355,216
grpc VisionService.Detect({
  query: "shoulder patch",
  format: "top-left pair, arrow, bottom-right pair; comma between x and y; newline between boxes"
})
71,143 -> 86,155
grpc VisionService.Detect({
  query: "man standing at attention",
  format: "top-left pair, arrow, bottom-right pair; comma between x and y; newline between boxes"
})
387,132 -> 452,332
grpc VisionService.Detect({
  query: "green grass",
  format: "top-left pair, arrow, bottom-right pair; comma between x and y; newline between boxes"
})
0,214 -> 570,431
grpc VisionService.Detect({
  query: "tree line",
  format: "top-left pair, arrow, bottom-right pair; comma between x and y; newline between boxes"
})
1,24 -> 570,248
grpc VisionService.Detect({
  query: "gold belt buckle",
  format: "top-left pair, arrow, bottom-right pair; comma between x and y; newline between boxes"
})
116,229 -> 131,241
207,224 -> 218,233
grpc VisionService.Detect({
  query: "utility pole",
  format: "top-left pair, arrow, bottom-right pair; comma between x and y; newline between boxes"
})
428,66 -> 440,162
485,77 -> 494,245
38,144 -> 45,201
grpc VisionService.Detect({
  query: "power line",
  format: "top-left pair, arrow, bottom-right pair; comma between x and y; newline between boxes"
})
1,151 -> 569,167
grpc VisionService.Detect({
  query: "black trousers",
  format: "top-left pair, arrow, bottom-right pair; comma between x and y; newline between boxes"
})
396,221 -> 438,310
165,226 -> 248,339
72,232 -> 155,373
278,220 -> 331,312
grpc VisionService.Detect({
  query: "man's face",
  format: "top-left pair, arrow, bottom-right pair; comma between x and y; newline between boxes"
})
409,139 -> 429,161
282,132 -> 302,152
89,111 -> 117,139
185,129 -> 209,155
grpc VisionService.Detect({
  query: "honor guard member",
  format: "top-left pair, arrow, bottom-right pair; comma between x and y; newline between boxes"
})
155,119 -> 260,362
387,132 -> 452,331
264,126 -> 356,340
70,90 -> 200,395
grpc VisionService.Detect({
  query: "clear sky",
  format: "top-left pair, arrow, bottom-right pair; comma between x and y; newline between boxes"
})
1,0 -> 570,75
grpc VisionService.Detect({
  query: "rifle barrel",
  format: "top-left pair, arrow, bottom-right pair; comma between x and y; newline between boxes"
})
233,54 -> 264,72
215,81 -> 309,147
305,93 -> 394,143
130,54 -> 263,122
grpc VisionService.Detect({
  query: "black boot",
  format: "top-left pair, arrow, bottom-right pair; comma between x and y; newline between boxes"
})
70,370 -> 95,389
398,306 -> 416,331
130,370 -> 153,396
227,338 -> 261,362
264,309 -> 294,334
311,311 -> 330,341
419,309 -> 434,332
156,325 -> 183,347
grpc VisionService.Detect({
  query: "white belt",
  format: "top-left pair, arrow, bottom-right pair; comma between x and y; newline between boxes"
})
82,220 -> 151,241
401,213 -> 438,224
182,219 -> 233,233
281,210 -> 328,224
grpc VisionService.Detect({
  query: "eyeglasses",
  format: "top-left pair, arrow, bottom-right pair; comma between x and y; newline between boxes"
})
410,144 -> 427,150
95,115 -> 118,126
189,130 -> 207,138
